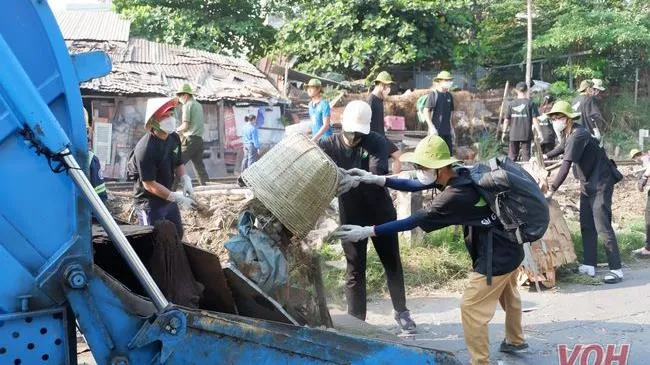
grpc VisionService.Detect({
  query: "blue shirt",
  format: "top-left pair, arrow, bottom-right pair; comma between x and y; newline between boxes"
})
309,99 -> 332,140
242,123 -> 259,149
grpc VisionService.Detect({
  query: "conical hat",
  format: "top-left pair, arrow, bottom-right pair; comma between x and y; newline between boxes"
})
144,97 -> 177,125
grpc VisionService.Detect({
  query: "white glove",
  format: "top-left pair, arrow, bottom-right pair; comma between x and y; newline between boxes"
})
331,225 -> 375,242
593,128 -> 602,141
167,191 -> 197,210
181,175 -> 193,196
544,189 -> 555,200
346,168 -> 386,186
337,169 -> 361,195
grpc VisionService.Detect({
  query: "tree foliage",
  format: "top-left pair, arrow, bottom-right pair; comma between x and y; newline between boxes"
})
272,0 -> 472,79
467,0 -> 650,86
112,0 -> 276,59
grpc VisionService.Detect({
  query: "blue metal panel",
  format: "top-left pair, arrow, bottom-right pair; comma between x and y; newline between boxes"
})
68,270 -> 460,365
0,0 -> 94,314
0,308 -> 71,365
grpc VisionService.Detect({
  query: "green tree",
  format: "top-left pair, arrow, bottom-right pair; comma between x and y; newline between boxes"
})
272,0 -> 472,79
466,0 -> 650,87
534,1 -> 650,83
112,0 -> 277,59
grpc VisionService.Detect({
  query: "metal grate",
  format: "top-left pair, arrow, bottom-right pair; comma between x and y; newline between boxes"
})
0,308 -> 69,364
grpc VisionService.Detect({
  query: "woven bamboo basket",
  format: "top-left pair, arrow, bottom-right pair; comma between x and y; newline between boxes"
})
241,134 -> 339,238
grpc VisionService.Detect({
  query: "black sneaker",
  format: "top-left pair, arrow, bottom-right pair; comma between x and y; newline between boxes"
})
499,339 -> 529,354
394,310 -> 416,333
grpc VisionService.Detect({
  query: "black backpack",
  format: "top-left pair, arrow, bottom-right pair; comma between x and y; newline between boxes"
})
456,156 -> 550,244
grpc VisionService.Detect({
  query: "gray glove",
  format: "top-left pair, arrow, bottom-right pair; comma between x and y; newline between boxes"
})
347,168 -> 386,186
337,168 -> 361,195
167,191 -> 197,210
331,225 -> 375,242
181,174 -> 194,196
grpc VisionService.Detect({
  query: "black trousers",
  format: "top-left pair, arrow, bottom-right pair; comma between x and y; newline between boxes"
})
580,184 -> 621,269
134,200 -> 184,239
508,140 -> 531,161
439,134 -> 454,155
645,190 -> 650,249
342,232 -> 407,320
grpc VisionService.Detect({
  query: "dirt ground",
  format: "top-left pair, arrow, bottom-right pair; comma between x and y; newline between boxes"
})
551,164 -> 645,226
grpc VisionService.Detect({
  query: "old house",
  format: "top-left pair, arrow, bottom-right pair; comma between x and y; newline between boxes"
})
55,11 -> 285,179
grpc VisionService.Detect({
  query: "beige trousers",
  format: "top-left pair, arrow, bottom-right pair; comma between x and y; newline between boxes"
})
460,270 -> 525,365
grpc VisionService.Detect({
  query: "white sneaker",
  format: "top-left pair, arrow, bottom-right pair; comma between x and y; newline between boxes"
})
578,264 -> 595,277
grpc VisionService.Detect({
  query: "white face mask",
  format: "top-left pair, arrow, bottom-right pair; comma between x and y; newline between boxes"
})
158,116 -> 177,133
440,81 -> 453,90
552,118 -> 567,136
416,169 -> 438,185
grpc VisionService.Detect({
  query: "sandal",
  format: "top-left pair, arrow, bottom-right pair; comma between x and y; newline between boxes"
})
632,247 -> 650,258
603,271 -> 623,284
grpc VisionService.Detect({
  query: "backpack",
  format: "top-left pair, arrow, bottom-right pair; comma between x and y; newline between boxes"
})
456,156 -> 550,244
416,91 -> 437,124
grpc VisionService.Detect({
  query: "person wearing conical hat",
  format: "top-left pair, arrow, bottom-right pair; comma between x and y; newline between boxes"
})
630,148 -> 650,257
544,100 -> 623,284
318,100 -> 415,333
334,135 -> 528,364
129,97 -> 197,239
175,83 -> 209,186
571,79 -> 605,140
422,71 -> 456,153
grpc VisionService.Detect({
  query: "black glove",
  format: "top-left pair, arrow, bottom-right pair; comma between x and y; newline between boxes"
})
638,176 -> 648,192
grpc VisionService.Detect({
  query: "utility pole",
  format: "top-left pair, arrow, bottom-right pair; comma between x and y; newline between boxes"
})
526,0 -> 533,97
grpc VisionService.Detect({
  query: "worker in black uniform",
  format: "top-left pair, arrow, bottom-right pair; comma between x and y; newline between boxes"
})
333,135 -> 527,365
318,100 -> 415,332
544,101 -> 623,284
130,97 -> 197,239
500,82 -> 539,161
84,107 -> 107,204
572,80 -> 605,141
537,94 -> 557,153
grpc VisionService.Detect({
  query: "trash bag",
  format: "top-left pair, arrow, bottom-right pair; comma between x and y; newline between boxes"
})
225,211 -> 288,294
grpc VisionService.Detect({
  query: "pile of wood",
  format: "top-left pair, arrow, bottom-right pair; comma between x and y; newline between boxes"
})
523,199 -> 577,288
520,161 -> 577,289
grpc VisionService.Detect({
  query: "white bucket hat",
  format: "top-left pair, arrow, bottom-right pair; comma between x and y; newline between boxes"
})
341,100 -> 372,135
144,97 -> 177,126
591,78 -> 606,91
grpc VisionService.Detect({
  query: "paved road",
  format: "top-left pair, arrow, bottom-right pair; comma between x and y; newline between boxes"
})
345,261 -> 650,365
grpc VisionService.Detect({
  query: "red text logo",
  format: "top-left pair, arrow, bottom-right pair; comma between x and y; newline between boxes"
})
557,344 -> 630,365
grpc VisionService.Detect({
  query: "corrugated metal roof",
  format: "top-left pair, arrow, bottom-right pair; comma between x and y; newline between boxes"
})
54,11 -> 130,42
58,11 -> 282,102
68,40 -> 282,102
125,38 -> 262,75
